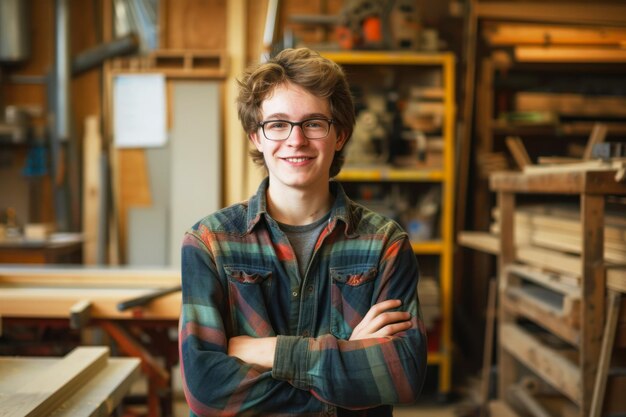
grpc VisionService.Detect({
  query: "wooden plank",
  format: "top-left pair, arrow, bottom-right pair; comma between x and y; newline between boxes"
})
0,356 -> 139,417
492,217 -> 626,251
0,287 -> 180,320
498,191 -> 518,399
0,358 -> 57,390
50,358 -> 140,417
590,291 -> 622,417
515,46 -> 626,63
506,136 -> 532,170
0,266 -> 180,288
580,194 -> 606,415
501,289 -> 579,346
82,116 -> 102,265
493,205 -> 626,243
500,323 -> 581,405
516,93 -> 626,119
69,299 -> 92,330
491,170 -> 626,195
474,3 -> 626,26
504,264 -> 580,332
110,50 -> 228,79
607,265 -> 626,293
522,229 -> 626,263
0,347 -> 108,417
480,279 -> 497,416
458,231 -> 500,254
506,384 -> 553,417
517,246 -> 581,277
506,263 -> 579,297
584,124 -> 608,160
489,400 -> 522,417
225,0 -> 248,206
482,22 -> 626,46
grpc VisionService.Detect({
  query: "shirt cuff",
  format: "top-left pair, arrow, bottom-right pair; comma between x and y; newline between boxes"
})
272,335 -> 310,390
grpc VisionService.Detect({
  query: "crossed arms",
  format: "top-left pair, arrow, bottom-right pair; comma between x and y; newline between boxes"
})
229,298 -> 413,370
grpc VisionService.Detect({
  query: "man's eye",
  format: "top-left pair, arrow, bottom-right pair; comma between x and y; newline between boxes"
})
304,120 -> 323,129
267,122 -> 289,130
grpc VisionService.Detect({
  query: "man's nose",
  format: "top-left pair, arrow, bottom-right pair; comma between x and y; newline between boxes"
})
285,125 -> 308,145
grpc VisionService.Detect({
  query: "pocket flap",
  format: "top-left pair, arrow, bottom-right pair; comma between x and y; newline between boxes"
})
330,266 -> 378,287
224,265 -> 272,284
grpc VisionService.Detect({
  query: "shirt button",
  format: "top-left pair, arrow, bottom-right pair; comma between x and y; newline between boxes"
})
302,330 -> 310,337
307,285 -> 314,294
292,291 -> 298,297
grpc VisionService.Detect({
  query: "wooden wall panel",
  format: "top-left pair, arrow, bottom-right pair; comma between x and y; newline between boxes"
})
162,0 -> 227,50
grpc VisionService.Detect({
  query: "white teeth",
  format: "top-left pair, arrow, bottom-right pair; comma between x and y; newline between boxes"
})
285,157 -> 309,162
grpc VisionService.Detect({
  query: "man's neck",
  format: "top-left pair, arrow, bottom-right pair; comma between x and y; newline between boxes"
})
266,183 -> 332,226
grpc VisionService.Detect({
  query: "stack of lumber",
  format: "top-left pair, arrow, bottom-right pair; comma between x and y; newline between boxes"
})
491,204 -> 626,269
0,346 -> 139,417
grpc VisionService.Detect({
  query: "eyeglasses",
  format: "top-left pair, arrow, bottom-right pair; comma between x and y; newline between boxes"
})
257,118 -> 334,141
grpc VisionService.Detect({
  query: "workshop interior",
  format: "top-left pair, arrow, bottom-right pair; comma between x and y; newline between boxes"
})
1,0 -> 626,416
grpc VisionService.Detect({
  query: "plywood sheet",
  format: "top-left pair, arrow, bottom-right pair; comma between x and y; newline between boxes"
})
169,82 -> 221,267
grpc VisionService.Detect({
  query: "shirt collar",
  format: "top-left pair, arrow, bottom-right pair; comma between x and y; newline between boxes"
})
245,177 -> 357,237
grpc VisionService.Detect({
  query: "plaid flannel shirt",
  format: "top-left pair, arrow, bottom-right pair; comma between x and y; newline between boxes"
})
179,178 -> 427,416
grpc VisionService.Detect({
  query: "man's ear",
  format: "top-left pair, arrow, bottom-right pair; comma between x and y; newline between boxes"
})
249,131 -> 263,152
335,132 -> 348,151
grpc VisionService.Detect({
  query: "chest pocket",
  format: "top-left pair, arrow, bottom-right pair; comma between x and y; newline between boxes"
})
224,265 -> 275,337
329,266 -> 378,339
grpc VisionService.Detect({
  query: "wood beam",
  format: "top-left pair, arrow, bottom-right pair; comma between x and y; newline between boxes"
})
474,3 -> 626,26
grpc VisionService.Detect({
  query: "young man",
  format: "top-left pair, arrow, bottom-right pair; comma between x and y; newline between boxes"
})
179,48 -> 427,416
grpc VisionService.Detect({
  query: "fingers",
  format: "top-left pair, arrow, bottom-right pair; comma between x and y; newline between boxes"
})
351,319 -> 412,340
362,299 -> 402,323
350,299 -> 414,341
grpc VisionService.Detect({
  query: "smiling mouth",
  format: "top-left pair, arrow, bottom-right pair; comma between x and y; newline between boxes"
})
283,157 -> 312,163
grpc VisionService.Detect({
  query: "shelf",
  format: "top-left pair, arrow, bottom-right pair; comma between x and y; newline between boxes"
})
490,120 -> 626,137
319,51 -> 454,66
336,167 -> 445,182
324,51 -> 455,397
458,231 -> 499,255
490,169 -> 626,195
427,351 -> 444,365
500,323 -> 581,406
411,240 -> 443,254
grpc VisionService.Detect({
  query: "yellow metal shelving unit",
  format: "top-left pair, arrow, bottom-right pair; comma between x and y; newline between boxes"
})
325,51 -> 456,398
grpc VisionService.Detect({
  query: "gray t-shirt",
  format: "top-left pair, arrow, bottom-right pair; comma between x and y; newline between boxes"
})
277,212 -> 330,279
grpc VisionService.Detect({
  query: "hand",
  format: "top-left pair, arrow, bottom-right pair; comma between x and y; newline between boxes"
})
349,299 -> 412,341
228,335 -> 276,371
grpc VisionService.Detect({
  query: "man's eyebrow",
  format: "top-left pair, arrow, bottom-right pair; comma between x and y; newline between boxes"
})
264,112 -> 330,120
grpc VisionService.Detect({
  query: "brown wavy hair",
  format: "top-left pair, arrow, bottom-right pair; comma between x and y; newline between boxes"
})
236,48 -> 355,178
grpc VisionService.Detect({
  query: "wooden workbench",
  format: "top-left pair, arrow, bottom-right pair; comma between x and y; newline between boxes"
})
0,346 -> 140,417
0,265 -> 181,320
0,266 -> 181,417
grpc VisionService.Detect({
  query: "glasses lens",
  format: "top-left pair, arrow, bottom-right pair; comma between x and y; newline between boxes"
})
302,119 -> 330,139
261,119 -> 331,141
263,121 -> 292,141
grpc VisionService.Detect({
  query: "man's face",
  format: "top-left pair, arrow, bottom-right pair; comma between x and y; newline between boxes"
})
250,82 -> 346,193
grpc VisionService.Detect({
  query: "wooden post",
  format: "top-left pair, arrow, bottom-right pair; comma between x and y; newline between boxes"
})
498,190 -> 517,399
82,116 -> 101,265
590,291 -> 622,417
580,193 -> 605,415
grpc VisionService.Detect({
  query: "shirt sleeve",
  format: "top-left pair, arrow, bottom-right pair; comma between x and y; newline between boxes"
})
271,236 -> 427,409
179,232 -> 322,416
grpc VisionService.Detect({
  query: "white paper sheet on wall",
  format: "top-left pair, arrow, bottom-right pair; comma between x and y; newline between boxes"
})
113,74 -> 167,148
